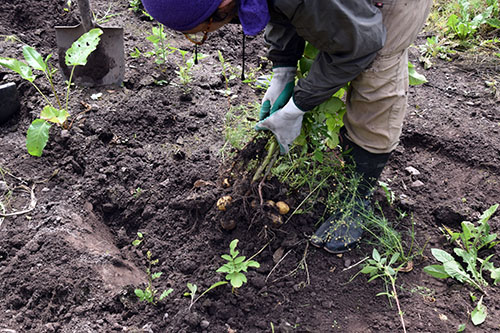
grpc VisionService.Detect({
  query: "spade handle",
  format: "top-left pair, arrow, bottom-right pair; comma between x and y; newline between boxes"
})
77,0 -> 94,32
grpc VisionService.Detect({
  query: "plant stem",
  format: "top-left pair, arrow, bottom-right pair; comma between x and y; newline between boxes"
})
252,137 -> 278,183
390,276 -> 407,333
45,63 -> 62,109
65,65 -> 76,116
30,82 -> 53,108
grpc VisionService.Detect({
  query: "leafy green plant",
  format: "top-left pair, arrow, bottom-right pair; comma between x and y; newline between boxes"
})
143,24 -> 173,71
132,233 -> 173,305
361,248 -> 407,333
446,0 -> 499,40
171,48 -> 207,92
424,204 -> 499,293
471,295 -> 487,326
0,28 -> 103,156
216,239 -> 260,291
184,281 -> 228,311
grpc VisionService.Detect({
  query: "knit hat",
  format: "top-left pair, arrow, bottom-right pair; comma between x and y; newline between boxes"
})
141,0 -> 222,31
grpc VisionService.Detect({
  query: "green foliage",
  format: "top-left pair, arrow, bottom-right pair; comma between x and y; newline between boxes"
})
0,29 -> 102,156
424,204 -> 499,293
133,234 -> 173,305
184,281 -> 228,311
408,62 -> 428,86
216,239 -> 260,290
361,248 -> 407,331
446,0 -> 498,40
471,296 -> 487,326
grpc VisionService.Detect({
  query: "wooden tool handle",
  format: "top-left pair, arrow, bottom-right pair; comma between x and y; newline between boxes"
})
77,0 -> 94,31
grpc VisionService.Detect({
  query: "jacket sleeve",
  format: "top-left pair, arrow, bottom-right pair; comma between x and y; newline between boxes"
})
264,6 -> 305,68
268,0 -> 386,111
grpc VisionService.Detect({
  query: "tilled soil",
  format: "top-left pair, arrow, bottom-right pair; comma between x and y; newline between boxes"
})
1,1 -> 499,332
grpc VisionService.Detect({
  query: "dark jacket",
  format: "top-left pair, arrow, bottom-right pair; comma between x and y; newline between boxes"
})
265,0 -> 386,110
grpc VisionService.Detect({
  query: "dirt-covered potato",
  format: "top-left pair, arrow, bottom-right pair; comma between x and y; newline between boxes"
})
269,213 -> 283,227
276,201 -> 290,215
220,219 -> 236,231
217,195 -> 233,211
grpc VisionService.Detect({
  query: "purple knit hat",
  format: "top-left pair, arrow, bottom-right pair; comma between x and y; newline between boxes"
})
141,0 -> 222,31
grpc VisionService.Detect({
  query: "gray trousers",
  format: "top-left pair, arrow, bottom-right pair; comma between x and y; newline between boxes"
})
344,0 -> 433,153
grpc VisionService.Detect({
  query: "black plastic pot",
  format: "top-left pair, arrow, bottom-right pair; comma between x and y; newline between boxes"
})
0,82 -> 20,124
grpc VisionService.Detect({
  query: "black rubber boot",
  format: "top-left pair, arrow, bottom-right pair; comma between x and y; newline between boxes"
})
311,128 -> 391,253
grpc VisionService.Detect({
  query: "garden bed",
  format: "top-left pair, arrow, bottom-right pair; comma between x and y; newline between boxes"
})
1,1 -> 499,332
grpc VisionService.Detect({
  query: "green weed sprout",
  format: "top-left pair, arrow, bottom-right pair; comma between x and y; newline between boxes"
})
361,248 -> 407,333
184,281 -> 228,311
0,28 -> 103,156
216,239 -> 260,291
424,204 -> 499,294
133,233 -> 173,305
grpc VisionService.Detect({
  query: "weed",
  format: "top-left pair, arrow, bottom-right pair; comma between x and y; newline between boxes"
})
221,103 -> 260,159
424,204 -> 499,294
142,24 -> 173,72
171,48 -> 207,92
0,29 -> 102,156
132,233 -> 173,305
361,248 -> 408,332
216,239 -> 260,291
184,281 -> 228,311
378,181 -> 395,206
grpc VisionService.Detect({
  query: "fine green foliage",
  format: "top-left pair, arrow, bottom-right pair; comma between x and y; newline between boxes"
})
446,0 -> 498,40
133,233 -> 173,305
184,281 -> 228,311
0,29 -> 102,156
424,204 -> 499,293
216,239 -> 260,290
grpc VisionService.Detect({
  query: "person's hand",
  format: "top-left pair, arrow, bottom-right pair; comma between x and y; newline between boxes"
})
256,98 -> 304,154
259,67 -> 296,121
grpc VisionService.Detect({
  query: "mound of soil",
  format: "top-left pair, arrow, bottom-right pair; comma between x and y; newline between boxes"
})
1,1 -> 499,332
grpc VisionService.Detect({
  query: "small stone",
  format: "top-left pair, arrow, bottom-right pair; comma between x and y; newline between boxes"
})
200,320 -> 210,329
411,180 -> 425,188
405,166 -> 420,176
344,258 -> 352,268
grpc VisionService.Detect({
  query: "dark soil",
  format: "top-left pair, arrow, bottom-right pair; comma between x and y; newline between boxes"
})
1,1 -> 499,332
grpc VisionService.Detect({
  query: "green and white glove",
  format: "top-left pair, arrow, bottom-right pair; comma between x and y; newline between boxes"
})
255,97 -> 304,154
259,67 -> 296,121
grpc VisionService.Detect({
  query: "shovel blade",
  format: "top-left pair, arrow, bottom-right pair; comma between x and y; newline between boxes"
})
55,24 -> 124,87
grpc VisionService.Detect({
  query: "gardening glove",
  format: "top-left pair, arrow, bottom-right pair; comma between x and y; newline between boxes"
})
260,67 -> 296,121
255,97 -> 304,154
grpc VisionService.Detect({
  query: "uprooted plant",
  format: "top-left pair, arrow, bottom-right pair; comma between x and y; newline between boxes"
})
424,204 -> 499,295
216,239 -> 260,292
132,232 -> 173,305
0,28 -> 103,156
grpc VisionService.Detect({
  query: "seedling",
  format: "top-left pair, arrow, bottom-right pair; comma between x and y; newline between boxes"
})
216,239 -> 260,291
171,47 -> 207,93
361,248 -> 407,333
424,204 -> 499,294
0,28 -> 103,156
132,233 -> 173,305
184,281 -> 228,311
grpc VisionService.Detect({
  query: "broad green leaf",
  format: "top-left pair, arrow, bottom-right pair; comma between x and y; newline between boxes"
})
158,288 -> 173,300
134,289 -> 144,299
457,323 -> 466,332
229,239 -> 239,253
26,119 -> 51,157
487,18 -> 500,29
443,261 -> 471,284
408,62 -> 427,86
490,267 -> 500,285
65,28 -> 103,66
479,204 -> 498,224
471,297 -> 487,326
389,253 -> 400,266
461,221 -> 473,243
0,57 -> 36,82
361,265 -> 378,275
431,248 -> 455,263
372,248 -> 381,262
216,265 -> 231,273
247,260 -> 260,268
423,265 -> 450,279
228,272 -> 246,288
137,232 -> 143,238
131,239 -> 141,246
454,248 -> 477,275
233,256 -> 246,264
40,105 -> 69,125
221,254 -> 232,261
22,45 -> 47,72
